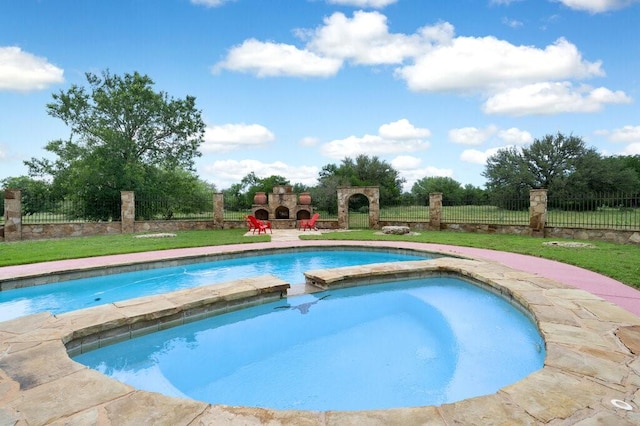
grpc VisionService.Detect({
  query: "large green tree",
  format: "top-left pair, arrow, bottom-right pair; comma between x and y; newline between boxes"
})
222,173 -> 292,211
314,155 -> 404,212
618,155 -> 640,183
411,176 -> 463,205
483,133 -> 638,207
241,172 -> 290,198
410,177 -> 487,206
0,176 -> 54,215
25,70 -> 206,220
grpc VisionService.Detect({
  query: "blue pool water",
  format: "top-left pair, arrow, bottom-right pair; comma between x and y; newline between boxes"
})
73,277 -> 546,411
0,249 -> 431,321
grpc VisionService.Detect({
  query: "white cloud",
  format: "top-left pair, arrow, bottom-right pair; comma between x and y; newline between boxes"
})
553,0 -> 640,13
326,0 -> 398,8
483,82 -> 632,116
214,39 -> 342,77
214,12 -> 626,118
596,125 -> 640,143
201,123 -> 275,153
379,118 -> 431,139
622,143 -> 640,155
502,17 -> 524,28
202,159 -> 319,189
449,126 -> 498,145
397,37 -> 603,93
321,119 -> 431,159
390,155 -> 454,191
460,147 -> 504,165
449,125 -> 532,146
190,0 -> 233,7
610,125 -> 640,143
390,155 -> 422,170
0,46 -> 64,92
305,11 -> 424,65
216,12 -> 453,77
498,127 -> 534,145
299,136 -> 320,147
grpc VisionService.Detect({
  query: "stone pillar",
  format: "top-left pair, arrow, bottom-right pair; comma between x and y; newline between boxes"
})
337,190 -> 348,229
369,192 -> 380,229
4,189 -> 22,242
429,192 -> 442,230
214,193 -> 224,229
121,191 -> 135,234
529,188 -> 547,237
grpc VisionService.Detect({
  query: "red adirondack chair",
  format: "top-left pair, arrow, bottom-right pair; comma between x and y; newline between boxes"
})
299,213 -> 320,231
245,215 -> 256,232
247,215 -> 272,234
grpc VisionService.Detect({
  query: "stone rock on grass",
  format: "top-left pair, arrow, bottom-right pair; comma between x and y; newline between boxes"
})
381,226 -> 411,235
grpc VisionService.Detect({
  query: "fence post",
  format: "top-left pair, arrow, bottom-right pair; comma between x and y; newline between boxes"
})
529,188 -> 547,237
121,191 -> 135,234
214,193 -> 224,229
429,192 -> 442,230
3,189 -> 22,242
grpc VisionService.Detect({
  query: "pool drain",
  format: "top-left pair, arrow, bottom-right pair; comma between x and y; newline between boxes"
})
610,399 -> 633,410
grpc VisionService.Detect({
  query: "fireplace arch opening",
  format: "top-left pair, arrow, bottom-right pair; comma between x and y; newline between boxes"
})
297,210 -> 311,220
275,206 -> 290,219
254,209 -> 269,221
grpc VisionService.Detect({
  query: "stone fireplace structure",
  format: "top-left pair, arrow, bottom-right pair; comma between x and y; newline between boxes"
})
252,185 -> 313,228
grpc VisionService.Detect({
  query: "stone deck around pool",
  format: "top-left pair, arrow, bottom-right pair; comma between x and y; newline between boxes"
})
1,256 -> 640,425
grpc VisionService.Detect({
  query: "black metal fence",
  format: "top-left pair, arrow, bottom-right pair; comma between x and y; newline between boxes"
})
547,193 -> 640,230
222,209 -> 253,221
441,197 -> 530,225
21,197 -> 121,223
7,191 -> 640,231
135,194 -> 214,221
380,205 -> 429,222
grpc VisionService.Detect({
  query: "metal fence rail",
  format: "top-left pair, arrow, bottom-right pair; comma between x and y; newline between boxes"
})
222,209 -> 253,221
441,198 -> 530,225
21,197 -> 121,223
135,194 -> 214,221
380,205 -> 429,222
547,193 -> 640,230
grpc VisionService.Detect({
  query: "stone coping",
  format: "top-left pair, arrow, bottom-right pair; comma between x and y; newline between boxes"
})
0,257 -> 639,425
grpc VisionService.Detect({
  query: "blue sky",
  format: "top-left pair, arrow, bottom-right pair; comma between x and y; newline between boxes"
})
1,0 -> 639,191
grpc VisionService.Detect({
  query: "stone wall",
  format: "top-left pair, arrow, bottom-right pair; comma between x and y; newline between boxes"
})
545,227 -> 640,245
134,221 -> 215,233
21,223 -> 122,240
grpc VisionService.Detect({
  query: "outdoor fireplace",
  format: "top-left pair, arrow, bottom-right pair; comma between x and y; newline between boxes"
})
252,185 -> 313,228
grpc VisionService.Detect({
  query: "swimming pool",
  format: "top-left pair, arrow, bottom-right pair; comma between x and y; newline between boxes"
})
2,243 -> 636,424
0,248 -> 435,321
73,276 -> 545,411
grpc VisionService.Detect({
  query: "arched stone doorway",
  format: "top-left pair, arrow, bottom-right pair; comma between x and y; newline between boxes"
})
337,186 -> 380,229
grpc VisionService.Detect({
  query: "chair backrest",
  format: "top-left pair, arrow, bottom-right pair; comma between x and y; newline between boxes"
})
308,213 -> 320,225
247,215 -> 264,227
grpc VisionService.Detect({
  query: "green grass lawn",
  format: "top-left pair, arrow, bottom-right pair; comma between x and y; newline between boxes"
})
0,229 -> 268,266
1,228 -> 638,290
